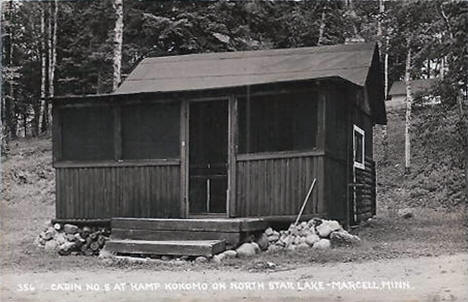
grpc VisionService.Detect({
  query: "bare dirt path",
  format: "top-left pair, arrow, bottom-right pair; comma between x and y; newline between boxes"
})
1,253 -> 466,302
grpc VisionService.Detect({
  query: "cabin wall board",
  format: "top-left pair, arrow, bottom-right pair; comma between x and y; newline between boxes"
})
56,165 -> 180,219
235,154 -> 325,217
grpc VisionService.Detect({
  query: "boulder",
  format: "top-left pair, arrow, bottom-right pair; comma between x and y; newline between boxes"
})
329,231 -> 361,246
54,233 -> 67,245
251,242 -> 261,253
267,245 -> 281,253
293,236 -> 301,245
42,228 -> 56,241
98,249 -> 113,259
309,218 -> 322,227
283,235 -> 294,247
296,243 -> 310,250
44,240 -> 59,252
59,242 -> 76,255
63,224 -> 79,235
267,233 -> 280,242
221,250 -> 237,258
288,226 -> 299,236
194,256 -> 208,263
212,254 -> 223,263
53,223 -> 62,231
313,239 -> 331,249
398,208 -> 414,219
305,234 -> 320,247
264,227 -> 274,236
214,250 -> 237,263
236,243 -> 257,258
256,234 -> 269,251
316,220 -> 342,237
299,228 -> 313,237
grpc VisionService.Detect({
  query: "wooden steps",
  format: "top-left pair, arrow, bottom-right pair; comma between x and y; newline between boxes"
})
105,239 -> 225,257
111,217 -> 267,248
106,217 -> 268,256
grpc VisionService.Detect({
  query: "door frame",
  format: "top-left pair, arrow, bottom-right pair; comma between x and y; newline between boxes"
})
179,96 -> 237,218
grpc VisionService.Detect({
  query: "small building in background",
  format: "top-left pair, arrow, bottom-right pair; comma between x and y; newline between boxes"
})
387,79 -> 440,110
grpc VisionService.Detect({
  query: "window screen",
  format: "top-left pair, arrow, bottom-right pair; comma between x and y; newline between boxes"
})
61,106 -> 114,161
121,103 -> 180,159
353,125 -> 365,169
238,93 -> 318,154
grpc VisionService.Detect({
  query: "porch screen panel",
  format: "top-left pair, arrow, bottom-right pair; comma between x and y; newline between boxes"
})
61,106 -> 114,160
121,102 -> 180,159
238,92 -> 318,154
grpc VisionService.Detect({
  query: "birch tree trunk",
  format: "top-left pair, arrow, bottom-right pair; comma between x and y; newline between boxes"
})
112,0 -> 123,91
346,0 -> 359,38
317,10 -> 326,46
47,0 -> 58,132
317,1 -> 327,46
38,6 -> 46,134
404,43 -> 413,173
5,0 -> 17,139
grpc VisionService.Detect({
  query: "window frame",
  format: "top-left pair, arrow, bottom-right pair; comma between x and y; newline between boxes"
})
353,124 -> 365,170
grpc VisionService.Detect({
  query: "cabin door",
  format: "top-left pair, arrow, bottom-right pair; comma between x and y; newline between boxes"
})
188,100 -> 228,215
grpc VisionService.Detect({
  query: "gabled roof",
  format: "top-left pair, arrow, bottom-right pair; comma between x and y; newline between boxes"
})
389,79 -> 436,96
116,43 -> 378,94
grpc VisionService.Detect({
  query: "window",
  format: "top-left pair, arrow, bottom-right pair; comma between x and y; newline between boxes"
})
121,103 -> 180,159
353,125 -> 365,169
238,93 -> 318,154
61,106 -> 114,161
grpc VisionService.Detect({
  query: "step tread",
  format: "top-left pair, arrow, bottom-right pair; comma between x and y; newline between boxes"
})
111,217 -> 268,232
108,239 -> 223,246
105,239 -> 226,256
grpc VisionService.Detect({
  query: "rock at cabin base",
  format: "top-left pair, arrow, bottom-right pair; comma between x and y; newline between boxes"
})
316,220 -> 342,237
251,242 -> 261,254
267,245 -> 281,253
44,240 -> 59,252
329,230 -> 361,246
213,250 -> 237,263
264,227 -> 274,236
256,233 -> 269,251
305,234 -> 320,247
98,249 -> 113,259
222,250 -> 238,258
267,233 -> 280,242
313,239 -> 331,249
63,224 -> 79,235
42,228 -> 56,241
236,243 -> 257,258
194,256 -> 208,263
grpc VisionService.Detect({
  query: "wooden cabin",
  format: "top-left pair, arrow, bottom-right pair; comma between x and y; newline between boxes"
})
52,43 -> 386,252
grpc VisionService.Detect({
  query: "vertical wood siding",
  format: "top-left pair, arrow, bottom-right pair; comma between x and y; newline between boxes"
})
56,165 -> 180,219
324,157 -> 348,222
235,154 -> 324,217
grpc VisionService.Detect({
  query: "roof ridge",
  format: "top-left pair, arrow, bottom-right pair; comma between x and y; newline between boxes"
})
139,42 -> 375,64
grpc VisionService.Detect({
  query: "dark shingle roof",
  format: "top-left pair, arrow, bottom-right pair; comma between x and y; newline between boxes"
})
116,43 -> 377,94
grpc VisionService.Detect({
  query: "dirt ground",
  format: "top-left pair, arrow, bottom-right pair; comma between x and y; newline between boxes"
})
1,253 -> 466,302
